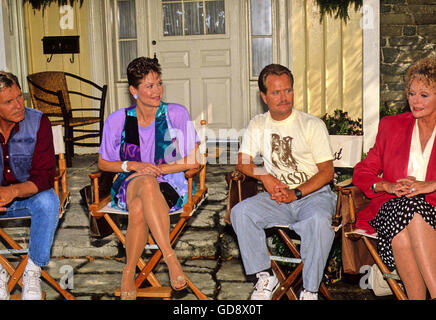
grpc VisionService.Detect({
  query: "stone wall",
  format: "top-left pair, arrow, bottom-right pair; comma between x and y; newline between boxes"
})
381,0 -> 436,110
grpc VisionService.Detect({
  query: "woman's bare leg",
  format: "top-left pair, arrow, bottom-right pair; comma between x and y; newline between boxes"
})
120,196 -> 149,299
392,214 -> 436,299
392,226 -> 427,299
126,175 -> 186,289
406,214 -> 436,298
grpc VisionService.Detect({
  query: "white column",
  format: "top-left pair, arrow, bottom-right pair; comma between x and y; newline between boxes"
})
0,0 -> 7,71
362,0 -> 380,152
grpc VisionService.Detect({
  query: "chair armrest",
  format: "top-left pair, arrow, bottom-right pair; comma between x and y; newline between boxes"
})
89,171 -> 102,180
87,171 -> 116,206
54,168 -> 66,181
184,165 -> 204,179
227,170 -> 246,182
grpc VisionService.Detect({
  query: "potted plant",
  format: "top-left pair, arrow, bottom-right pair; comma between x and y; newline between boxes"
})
321,109 -> 363,168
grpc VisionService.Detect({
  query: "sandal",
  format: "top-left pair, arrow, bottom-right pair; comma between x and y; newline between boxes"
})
120,268 -> 137,300
164,253 -> 188,291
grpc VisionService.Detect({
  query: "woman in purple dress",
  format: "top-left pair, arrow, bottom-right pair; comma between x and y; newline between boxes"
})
98,57 -> 201,300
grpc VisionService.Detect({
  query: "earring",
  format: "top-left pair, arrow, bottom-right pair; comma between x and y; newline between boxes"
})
133,93 -> 138,100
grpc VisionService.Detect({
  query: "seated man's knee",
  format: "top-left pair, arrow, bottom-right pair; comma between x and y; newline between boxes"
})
33,189 -> 60,214
306,213 -> 334,238
29,190 -> 60,227
230,201 -> 246,225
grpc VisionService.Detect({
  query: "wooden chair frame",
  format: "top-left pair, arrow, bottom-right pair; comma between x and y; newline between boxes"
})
335,185 -> 407,300
88,166 -> 208,300
27,71 -> 107,167
226,170 -> 334,300
0,126 -> 74,300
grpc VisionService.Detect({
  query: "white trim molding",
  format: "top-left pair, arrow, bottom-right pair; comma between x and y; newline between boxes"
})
362,0 -> 380,152
0,0 -> 8,71
0,0 -> 29,92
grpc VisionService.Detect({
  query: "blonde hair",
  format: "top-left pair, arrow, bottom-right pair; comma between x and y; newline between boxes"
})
405,56 -> 436,96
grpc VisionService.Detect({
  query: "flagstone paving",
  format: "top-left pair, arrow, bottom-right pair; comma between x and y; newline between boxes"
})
2,154 -> 386,301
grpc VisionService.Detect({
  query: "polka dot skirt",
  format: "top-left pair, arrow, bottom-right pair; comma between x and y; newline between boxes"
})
370,195 -> 436,270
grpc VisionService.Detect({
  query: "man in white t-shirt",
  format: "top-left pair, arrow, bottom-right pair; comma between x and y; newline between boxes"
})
230,64 -> 337,300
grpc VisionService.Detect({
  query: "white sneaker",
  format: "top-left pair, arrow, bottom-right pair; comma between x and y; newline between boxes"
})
0,267 -> 10,300
299,289 -> 318,300
250,272 -> 279,300
21,269 -> 42,300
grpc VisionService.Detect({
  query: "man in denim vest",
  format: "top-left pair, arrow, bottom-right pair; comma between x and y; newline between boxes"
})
0,71 -> 59,300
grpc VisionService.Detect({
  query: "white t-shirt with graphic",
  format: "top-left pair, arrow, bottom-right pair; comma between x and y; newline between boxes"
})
239,108 -> 334,189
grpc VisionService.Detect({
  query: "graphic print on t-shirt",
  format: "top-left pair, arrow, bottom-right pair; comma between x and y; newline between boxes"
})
270,133 -> 308,186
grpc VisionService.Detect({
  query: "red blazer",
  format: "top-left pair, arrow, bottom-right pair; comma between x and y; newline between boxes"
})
353,112 -> 436,234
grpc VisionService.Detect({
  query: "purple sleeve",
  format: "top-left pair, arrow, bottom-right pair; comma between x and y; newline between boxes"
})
167,103 -> 200,158
99,109 -> 126,161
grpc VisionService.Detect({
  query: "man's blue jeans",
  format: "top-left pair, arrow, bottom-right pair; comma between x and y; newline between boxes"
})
3,189 -> 59,267
231,185 -> 336,292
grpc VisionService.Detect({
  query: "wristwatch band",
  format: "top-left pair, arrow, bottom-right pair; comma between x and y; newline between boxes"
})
294,188 -> 303,200
121,160 -> 129,172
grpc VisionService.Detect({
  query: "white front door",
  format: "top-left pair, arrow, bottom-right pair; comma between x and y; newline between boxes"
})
103,0 -> 291,138
148,0 -> 244,134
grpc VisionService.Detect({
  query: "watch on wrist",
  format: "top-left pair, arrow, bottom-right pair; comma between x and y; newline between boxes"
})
371,183 -> 377,193
121,160 -> 129,172
294,188 -> 303,200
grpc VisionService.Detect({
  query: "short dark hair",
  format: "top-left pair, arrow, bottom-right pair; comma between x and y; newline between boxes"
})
0,71 -> 21,91
258,64 -> 294,94
127,57 -> 162,88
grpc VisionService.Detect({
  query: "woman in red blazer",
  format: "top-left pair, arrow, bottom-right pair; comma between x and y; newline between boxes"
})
353,57 -> 436,300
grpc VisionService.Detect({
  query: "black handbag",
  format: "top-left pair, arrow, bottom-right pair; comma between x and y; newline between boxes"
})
79,172 -> 119,239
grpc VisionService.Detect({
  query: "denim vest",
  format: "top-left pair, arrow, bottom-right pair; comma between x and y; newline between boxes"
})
0,108 -> 42,185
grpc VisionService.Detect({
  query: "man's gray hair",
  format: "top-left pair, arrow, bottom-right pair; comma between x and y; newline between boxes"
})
0,71 -> 21,91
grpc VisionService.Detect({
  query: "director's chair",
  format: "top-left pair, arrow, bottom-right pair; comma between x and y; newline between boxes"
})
226,170 -> 334,300
0,125 -> 75,300
336,184 -> 407,300
87,121 -> 209,300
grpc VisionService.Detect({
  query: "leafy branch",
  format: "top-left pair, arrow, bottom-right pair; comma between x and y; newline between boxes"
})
315,0 -> 363,23
321,109 -> 363,135
23,0 -> 84,11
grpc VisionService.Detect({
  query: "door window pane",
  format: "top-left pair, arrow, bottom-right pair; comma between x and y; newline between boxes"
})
251,0 -> 271,36
184,1 -> 204,35
118,0 -> 137,39
117,0 -> 138,79
250,0 -> 272,77
119,41 -> 137,79
162,0 -> 225,36
252,38 -> 272,76
206,1 -> 225,34
163,2 -> 183,36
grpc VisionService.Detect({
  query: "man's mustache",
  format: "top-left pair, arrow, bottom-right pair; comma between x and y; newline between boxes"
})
278,101 -> 291,106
